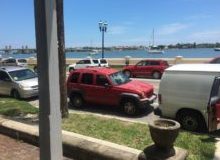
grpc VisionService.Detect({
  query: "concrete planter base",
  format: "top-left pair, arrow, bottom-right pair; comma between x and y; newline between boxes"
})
138,144 -> 188,160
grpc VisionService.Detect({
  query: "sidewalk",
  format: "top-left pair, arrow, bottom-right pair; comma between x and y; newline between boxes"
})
0,134 -> 71,160
0,134 -> 39,160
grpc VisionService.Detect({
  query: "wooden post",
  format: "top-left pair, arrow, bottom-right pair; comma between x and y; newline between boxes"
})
34,0 -> 63,159
56,0 -> 69,118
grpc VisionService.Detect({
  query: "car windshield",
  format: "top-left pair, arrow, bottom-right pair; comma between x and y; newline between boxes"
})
109,71 -> 130,85
9,69 -> 37,81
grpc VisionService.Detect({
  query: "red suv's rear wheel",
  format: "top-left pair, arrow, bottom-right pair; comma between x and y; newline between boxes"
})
70,94 -> 84,108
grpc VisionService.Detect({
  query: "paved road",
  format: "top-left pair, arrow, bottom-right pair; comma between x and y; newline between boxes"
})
28,78 -> 160,124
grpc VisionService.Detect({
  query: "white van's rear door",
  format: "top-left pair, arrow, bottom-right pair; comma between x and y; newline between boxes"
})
208,77 -> 220,132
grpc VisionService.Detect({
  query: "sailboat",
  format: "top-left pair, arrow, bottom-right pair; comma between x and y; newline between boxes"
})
88,49 -> 99,56
88,40 -> 100,56
147,29 -> 164,54
214,48 -> 220,51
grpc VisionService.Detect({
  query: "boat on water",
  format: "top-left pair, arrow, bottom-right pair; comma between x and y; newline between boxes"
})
147,46 -> 164,54
214,48 -> 220,51
147,29 -> 164,54
88,49 -> 99,56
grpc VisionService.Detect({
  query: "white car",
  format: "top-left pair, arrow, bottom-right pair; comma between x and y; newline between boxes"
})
0,58 -> 28,67
68,58 -> 108,72
16,58 -> 28,67
0,66 -> 38,99
98,58 -> 109,67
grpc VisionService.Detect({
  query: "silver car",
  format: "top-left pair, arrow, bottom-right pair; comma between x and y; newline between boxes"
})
0,66 -> 38,99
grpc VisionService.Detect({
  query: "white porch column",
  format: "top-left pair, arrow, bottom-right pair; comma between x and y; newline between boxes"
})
34,0 -> 63,159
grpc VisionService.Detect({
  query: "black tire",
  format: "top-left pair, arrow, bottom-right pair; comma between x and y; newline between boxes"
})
152,71 -> 161,79
33,66 -> 38,73
124,70 -> 131,78
177,110 -> 207,132
70,94 -> 83,108
121,99 -> 138,116
11,90 -> 21,99
69,67 -> 74,73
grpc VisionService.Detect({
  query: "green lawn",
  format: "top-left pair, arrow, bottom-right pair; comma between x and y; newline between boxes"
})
0,98 -> 38,116
0,98 -> 216,160
62,114 -> 216,160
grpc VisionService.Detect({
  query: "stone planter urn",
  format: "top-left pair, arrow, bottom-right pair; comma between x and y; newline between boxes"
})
138,118 -> 187,160
149,118 -> 180,149
149,118 -> 180,155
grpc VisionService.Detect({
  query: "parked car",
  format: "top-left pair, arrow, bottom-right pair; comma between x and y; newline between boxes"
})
208,57 -> 220,64
98,58 -> 109,67
68,58 -> 109,72
67,67 -> 157,116
0,58 -> 28,67
122,59 -> 169,79
0,66 -> 38,99
16,58 -> 28,67
158,64 -> 220,132
0,58 -> 17,66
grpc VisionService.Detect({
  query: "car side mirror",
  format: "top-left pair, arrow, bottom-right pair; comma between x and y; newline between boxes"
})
4,78 -> 11,82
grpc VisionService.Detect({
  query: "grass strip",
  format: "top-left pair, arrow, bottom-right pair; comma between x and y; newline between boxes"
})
0,98 -> 38,116
62,113 -> 216,160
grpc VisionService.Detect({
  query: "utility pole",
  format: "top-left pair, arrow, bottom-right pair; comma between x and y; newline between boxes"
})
56,0 -> 69,118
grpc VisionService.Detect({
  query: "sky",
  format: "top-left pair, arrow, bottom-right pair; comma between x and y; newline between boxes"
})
0,0 -> 220,48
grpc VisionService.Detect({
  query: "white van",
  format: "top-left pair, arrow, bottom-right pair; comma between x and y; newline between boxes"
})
158,64 -> 220,132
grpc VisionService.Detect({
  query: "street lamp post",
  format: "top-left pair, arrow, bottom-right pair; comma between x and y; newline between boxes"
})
99,21 -> 108,59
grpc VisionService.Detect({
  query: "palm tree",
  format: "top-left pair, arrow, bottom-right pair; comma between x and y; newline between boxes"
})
56,0 -> 69,118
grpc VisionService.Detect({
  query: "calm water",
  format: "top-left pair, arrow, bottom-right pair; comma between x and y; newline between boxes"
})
1,48 -> 220,59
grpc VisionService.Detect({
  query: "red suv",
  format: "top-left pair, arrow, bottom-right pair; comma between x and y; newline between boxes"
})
123,59 -> 169,79
208,57 -> 220,64
67,67 -> 157,115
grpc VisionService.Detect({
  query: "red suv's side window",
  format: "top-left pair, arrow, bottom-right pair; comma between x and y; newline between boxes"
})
136,61 -> 145,66
96,75 -> 109,86
81,73 -> 93,85
150,61 -> 160,65
161,61 -> 169,66
70,72 -> 80,83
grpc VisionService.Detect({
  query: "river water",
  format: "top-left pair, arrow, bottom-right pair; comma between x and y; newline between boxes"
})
1,48 -> 220,59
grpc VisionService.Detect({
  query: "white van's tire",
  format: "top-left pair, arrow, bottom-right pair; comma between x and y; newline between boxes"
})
177,110 -> 206,132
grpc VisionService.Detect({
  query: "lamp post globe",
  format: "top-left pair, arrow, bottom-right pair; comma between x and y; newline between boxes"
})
98,20 -> 107,59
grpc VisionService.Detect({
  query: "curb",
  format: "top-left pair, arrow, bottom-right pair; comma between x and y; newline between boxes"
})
0,116 -> 141,160
214,138 -> 220,160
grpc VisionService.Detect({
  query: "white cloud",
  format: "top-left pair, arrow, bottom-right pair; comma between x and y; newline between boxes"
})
188,30 -> 220,42
159,23 -> 190,35
108,26 -> 128,35
186,14 -> 213,20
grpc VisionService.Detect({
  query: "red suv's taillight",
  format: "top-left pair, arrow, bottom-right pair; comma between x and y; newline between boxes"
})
158,94 -> 162,104
215,103 -> 220,123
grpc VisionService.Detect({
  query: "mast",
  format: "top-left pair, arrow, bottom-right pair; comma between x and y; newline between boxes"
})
152,28 -> 155,47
